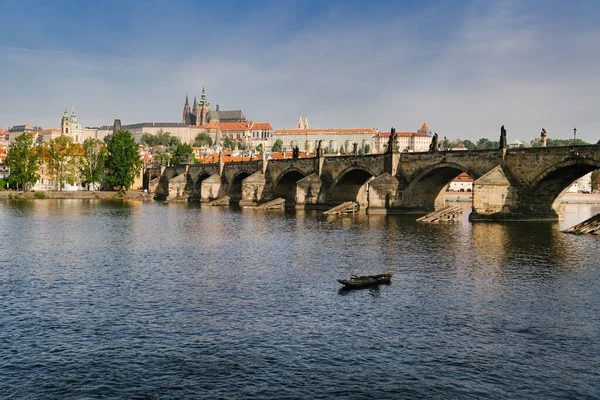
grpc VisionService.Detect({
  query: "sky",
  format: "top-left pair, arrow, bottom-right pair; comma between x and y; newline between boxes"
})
1,0 -> 599,143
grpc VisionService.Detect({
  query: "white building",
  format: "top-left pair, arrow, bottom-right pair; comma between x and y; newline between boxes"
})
372,123 -> 432,153
273,128 -> 378,154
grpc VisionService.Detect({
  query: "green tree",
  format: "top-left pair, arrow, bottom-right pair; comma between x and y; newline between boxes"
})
153,151 -> 171,166
171,142 -> 195,165
81,138 -> 107,189
223,137 -> 235,150
193,133 -> 213,147
140,132 -> 157,146
6,133 -> 41,191
462,140 -> 475,150
156,129 -> 172,146
105,130 -> 143,192
364,144 -> 370,154
0,178 -> 6,190
340,145 -> 345,153
476,138 -> 499,150
256,143 -> 263,153
43,135 -> 80,191
271,139 -> 283,152
168,135 -> 181,149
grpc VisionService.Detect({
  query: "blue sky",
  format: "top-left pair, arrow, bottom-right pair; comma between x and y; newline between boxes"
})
1,0 -> 599,143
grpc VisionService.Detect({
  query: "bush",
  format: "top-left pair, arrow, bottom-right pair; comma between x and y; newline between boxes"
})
34,191 -> 46,199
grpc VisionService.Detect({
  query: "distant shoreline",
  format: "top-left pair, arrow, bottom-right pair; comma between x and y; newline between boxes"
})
1,190 -> 598,204
446,192 -> 600,204
0,190 -> 153,201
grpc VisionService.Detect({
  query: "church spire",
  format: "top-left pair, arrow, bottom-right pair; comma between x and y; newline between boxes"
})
193,95 -> 197,107
182,93 -> 192,125
304,116 -> 309,129
216,99 -> 220,112
297,115 -> 304,129
200,86 -> 207,105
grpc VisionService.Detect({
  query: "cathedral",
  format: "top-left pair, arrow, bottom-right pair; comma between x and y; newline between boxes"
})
182,87 -> 246,126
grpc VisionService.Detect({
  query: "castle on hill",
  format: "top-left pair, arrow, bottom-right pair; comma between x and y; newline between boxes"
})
182,87 -> 246,126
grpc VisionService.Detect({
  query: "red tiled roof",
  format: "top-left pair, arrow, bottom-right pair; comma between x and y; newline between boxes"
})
453,172 -> 473,182
251,122 -> 273,130
420,122 -> 430,131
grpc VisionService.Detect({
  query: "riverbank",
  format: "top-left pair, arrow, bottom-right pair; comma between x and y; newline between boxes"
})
0,190 -> 154,201
446,192 -> 600,204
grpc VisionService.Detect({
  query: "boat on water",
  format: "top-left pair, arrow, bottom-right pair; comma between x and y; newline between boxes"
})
337,273 -> 392,289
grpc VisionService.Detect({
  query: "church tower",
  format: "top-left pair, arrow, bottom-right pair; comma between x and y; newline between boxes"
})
182,94 -> 192,125
61,107 -> 70,135
304,116 -> 309,129
194,86 -> 211,126
297,115 -> 304,129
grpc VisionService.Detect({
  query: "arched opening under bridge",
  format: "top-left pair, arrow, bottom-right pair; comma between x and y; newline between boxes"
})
274,170 -> 305,205
329,168 -> 374,206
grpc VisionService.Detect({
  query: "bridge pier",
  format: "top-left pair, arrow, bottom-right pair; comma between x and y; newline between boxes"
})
200,174 -> 223,203
366,173 -> 401,213
296,174 -> 323,207
240,172 -> 270,206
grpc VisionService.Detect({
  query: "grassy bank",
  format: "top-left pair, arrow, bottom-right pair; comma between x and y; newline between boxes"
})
0,190 -> 154,201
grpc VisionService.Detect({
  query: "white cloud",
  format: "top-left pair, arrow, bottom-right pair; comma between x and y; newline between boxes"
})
1,1 -> 599,144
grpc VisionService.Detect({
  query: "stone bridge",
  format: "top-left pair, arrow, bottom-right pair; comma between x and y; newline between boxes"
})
150,144 -> 600,221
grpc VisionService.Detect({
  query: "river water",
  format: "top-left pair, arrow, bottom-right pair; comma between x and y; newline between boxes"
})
0,199 -> 599,399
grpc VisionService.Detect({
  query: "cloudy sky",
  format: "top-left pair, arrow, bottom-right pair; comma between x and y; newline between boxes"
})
1,0 -> 599,143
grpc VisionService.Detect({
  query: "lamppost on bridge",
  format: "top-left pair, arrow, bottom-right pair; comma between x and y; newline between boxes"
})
573,127 -> 577,144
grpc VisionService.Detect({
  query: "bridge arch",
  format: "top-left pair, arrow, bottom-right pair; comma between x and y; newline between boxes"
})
191,172 -> 212,201
402,162 -> 479,210
273,168 -> 306,204
328,165 -> 377,206
523,158 -> 600,216
229,172 -> 251,202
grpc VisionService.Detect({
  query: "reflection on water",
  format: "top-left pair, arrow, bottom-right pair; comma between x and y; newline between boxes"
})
0,199 -> 598,399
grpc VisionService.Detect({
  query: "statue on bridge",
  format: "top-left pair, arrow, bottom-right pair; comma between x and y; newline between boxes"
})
540,128 -> 548,147
386,127 -> 398,153
292,145 -> 300,159
499,125 -> 508,150
429,132 -> 439,153
317,140 -> 323,157
352,142 -> 358,155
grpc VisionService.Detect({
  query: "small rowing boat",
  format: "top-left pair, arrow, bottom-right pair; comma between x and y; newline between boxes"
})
337,273 -> 392,289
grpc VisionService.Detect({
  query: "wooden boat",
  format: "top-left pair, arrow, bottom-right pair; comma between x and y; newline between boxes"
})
337,273 -> 392,289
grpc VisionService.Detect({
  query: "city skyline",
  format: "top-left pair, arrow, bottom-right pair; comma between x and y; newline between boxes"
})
1,0 -> 599,142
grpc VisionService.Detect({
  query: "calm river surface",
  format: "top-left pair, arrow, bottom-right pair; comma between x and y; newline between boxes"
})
1,199 -> 599,399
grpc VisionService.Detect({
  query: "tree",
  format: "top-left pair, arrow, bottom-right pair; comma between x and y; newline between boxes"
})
6,133 -> 41,191
271,139 -> 283,152
462,140 -> 475,150
223,137 -> 235,150
364,144 -> 370,154
0,178 -> 7,190
255,143 -> 263,153
476,138 -> 499,150
340,145 -> 345,154
168,135 -> 181,149
156,129 -> 172,146
153,151 -> 171,166
43,135 -> 80,191
171,142 -> 195,165
80,138 -> 107,189
193,133 -> 212,147
140,132 -> 157,146
105,130 -> 143,192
